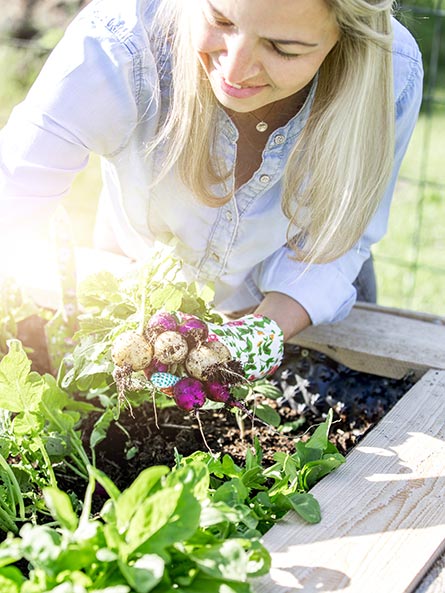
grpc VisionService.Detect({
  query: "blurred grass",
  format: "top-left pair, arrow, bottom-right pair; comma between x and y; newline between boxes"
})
1,16 -> 444,317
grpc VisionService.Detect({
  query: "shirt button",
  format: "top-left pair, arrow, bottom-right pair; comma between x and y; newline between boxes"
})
274,134 -> 285,145
211,252 -> 220,262
225,210 -> 233,221
259,174 -> 271,184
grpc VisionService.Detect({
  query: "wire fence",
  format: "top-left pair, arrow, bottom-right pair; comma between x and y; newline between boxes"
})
0,1 -> 444,317
374,1 -> 445,316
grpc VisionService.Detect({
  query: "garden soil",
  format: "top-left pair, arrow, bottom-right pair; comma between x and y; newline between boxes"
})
71,345 -> 416,496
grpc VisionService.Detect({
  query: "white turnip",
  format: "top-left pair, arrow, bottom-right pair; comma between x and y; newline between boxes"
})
111,330 -> 153,371
153,330 -> 189,364
185,342 -> 230,381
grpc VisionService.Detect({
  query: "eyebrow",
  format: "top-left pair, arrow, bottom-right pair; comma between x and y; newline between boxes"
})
206,0 -> 319,48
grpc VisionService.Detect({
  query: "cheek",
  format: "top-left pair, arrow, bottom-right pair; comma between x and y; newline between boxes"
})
191,21 -> 223,55
272,56 -> 324,90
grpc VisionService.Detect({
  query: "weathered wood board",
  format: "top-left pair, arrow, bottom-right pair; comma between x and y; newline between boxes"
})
289,305 -> 445,379
252,369 -> 445,593
415,555 -> 445,593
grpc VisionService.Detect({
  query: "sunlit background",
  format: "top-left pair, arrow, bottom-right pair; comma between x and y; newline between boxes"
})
0,0 -> 444,317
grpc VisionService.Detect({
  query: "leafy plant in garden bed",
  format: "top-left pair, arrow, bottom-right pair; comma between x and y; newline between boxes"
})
0,254 -> 347,592
0,411 -> 342,592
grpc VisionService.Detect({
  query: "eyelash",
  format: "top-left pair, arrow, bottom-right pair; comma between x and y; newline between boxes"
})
206,14 -> 300,60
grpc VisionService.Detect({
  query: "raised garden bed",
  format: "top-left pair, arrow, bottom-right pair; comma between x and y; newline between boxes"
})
2,246 -> 445,592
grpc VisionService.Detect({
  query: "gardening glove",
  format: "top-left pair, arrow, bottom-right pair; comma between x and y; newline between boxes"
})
146,312 -> 284,391
206,314 -> 284,381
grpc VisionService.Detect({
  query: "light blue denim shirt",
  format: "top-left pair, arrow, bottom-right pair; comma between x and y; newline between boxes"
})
0,0 -> 423,324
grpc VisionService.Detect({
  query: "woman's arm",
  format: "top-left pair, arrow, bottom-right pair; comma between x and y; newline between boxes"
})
255,291 -> 311,341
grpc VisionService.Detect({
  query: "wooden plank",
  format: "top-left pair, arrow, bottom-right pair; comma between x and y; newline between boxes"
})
252,369 -> 445,593
415,553 -> 445,593
289,308 -> 445,379
354,301 -> 445,326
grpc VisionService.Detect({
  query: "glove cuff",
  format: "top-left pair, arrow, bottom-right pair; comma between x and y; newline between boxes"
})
208,314 -> 284,380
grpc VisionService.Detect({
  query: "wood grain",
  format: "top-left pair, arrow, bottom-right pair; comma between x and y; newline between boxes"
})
252,370 -> 445,593
289,308 -> 445,379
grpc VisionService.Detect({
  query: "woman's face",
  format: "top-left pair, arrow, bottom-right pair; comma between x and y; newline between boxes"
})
193,0 -> 340,113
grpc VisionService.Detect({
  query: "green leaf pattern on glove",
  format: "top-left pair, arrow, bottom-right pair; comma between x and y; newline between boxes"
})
207,314 -> 284,381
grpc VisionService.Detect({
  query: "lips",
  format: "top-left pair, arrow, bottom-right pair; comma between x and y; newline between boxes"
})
205,55 -> 268,99
219,76 -> 266,99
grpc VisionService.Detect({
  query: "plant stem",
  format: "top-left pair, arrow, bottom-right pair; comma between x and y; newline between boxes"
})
36,437 -> 57,488
0,454 -> 25,519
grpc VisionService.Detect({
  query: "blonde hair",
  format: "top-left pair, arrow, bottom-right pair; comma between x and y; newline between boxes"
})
148,0 -> 395,262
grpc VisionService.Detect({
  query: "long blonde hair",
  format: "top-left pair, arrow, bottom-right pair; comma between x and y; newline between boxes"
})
148,0 -> 395,262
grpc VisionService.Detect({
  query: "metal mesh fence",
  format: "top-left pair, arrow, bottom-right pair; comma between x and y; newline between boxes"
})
374,1 -> 445,316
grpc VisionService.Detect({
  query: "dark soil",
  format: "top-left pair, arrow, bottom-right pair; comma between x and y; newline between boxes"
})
63,344 -> 416,498
16,313 -> 416,500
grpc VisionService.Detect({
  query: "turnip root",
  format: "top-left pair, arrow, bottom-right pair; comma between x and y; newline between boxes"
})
144,357 -> 169,377
185,343 -> 229,381
205,381 -> 246,411
153,330 -> 189,364
146,311 -> 178,332
173,377 -> 207,411
185,341 -> 245,384
177,316 -> 208,347
206,340 -> 232,363
205,381 -> 232,404
111,330 -> 153,371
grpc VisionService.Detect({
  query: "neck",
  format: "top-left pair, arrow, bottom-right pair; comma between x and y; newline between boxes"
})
227,84 -> 311,133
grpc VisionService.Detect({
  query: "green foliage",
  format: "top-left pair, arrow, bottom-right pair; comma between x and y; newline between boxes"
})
0,412 -> 344,592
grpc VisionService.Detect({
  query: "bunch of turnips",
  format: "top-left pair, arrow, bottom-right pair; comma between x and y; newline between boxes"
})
111,311 -> 284,412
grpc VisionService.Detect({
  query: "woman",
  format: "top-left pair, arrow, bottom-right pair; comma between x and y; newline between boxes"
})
0,0 -> 423,377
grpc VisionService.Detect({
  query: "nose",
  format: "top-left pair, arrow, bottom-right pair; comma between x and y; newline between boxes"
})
218,33 -> 261,84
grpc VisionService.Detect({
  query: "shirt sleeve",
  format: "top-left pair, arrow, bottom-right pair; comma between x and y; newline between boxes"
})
0,5 -> 145,241
251,26 -> 424,326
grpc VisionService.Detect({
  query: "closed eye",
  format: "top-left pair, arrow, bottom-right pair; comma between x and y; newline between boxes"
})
271,43 -> 301,59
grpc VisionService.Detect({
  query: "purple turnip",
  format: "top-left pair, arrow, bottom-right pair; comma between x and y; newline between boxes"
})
173,377 -> 207,411
153,330 -> 189,364
111,330 -> 153,371
146,311 -> 178,332
205,381 -> 247,411
205,381 -> 233,404
177,316 -> 209,347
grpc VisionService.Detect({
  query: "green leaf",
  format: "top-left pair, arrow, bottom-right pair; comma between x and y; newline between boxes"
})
199,501 -> 244,528
305,409 -> 333,451
149,285 -> 183,311
90,408 -> 115,450
0,340 -> 44,413
190,539 -> 248,581
43,487 -> 79,532
0,566 -> 24,592
165,461 -> 210,502
12,411 -> 44,436
299,455 -> 346,491
213,478 -> 248,506
251,380 -> 282,399
115,466 -> 170,533
126,485 -> 201,555
78,271 -> 122,307
287,492 -> 321,523
0,542 -> 23,569
118,554 -> 164,593
254,404 -> 281,427
88,466 -> 121,503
